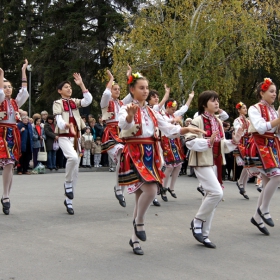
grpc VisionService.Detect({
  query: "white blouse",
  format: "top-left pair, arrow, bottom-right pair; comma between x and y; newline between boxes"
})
119,104 -> 181,139
248,104 -> 278,135
0,87 -> 29,124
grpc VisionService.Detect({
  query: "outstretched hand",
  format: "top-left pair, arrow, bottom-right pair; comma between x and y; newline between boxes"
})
22,59 -> 28,71
126,64 -> 132,78
73,73 -> 84,87
164,84 -> 170,96
0,68 -> 4,77
232,127 -> 243,144
209,131 -> 219,146
189,91 -> 194,99
107,70 -> 114,81
126,103 -> 138,117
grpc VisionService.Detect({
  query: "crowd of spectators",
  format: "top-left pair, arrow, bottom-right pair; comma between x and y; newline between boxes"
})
15,110 -> 112,173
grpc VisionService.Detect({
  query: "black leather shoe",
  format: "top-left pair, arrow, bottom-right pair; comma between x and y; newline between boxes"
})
1,198 -> 10,215
243,193 -> 249,199
236,181 -> 245,194
133,219 -> 146,241
64,200 -> 74,215
160,189 -> 168,202
129,239 -> 144,255
167,188 -> 177,198
64,184 -> 74,200
203,237 -> 216,248
197,186 -> 205,196
153,199 -> 161,206
114,186 -> 126,207
257,187 -> 262,193
190,219 -> 204,243
257,208 -> 274,227
251,217 -> 270,235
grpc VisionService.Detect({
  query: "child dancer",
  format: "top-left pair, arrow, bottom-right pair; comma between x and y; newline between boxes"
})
160,92 -> 194,201
53,73 -> 92,215
81,126 -> 95,168
0,60 -> 29,215
146,85 -> 170,206
234,102 -> 250,199
100,69 -> 133,207
185,91 -> 242,248
118,73 -> 205,255
247,78 -> 280,236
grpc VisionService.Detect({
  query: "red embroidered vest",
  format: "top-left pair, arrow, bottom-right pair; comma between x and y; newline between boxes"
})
0,99 -> 20,121
107,99 -> 123,120
132,106 -> 158,138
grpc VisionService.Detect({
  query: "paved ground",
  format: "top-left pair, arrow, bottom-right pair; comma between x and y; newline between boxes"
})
0,171 -> 279,280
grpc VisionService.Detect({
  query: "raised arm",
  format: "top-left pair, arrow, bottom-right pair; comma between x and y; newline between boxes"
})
100,70 -> 114,108
158,84 -> 170,109
73,72 -> 92,107
16,59 -> 29,108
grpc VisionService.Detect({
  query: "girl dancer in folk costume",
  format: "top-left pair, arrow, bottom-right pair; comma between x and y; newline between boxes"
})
234,102 -> 250,200
0,60 -> 29,215
247,78 -> 280,236
118,73 -> 205,255
53,73 -> 92,215
185,91 -> 243,248
100,69 -> 133,208
160,92 -> 194,202
146,85 -> 170,207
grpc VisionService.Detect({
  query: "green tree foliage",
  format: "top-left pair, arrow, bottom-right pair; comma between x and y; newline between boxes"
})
112,0 -> 280,116
0,0 -> 137,115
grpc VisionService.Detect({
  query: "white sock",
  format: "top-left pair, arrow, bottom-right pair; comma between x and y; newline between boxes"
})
65,182 -> 73,193
65,198 -> 73,208
193,218 -> 203,234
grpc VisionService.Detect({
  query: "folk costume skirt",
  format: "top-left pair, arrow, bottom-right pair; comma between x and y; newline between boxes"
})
245,132 -> 280,178
161,135 -> 185,167
101,121 -> 124,163
118,137 -> 164,194
0,123 -> 21,166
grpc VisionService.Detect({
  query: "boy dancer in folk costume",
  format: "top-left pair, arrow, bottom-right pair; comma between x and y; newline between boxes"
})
185,91 -> 242,248
100,69 -> 133,208
146,85 -> 170,206
118,73 -> 205,255
0,60 -> 29,215
233,102 -> 250,199
246,78 -> 280,236
53,73 -> 92,215
196,108 -> 230,197
160,92 -> 194,202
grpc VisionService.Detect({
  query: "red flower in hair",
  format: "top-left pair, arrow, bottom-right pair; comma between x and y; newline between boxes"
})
261,78 -> 272,92
167,101 -> 173,108
127,76 -> 133,85
235,102 -> 243,109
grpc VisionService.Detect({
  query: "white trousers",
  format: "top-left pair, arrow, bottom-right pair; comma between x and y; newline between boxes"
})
82,149 -> 91,166
58,137 -> 80,190
194,166 -> 223,237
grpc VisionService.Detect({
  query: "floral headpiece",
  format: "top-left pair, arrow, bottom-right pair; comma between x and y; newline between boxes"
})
261,78 -> 273,92
127,72 -> 143,85
112,81 -> 117,86
167,100 -> 177,108
235,102 -> 244,109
